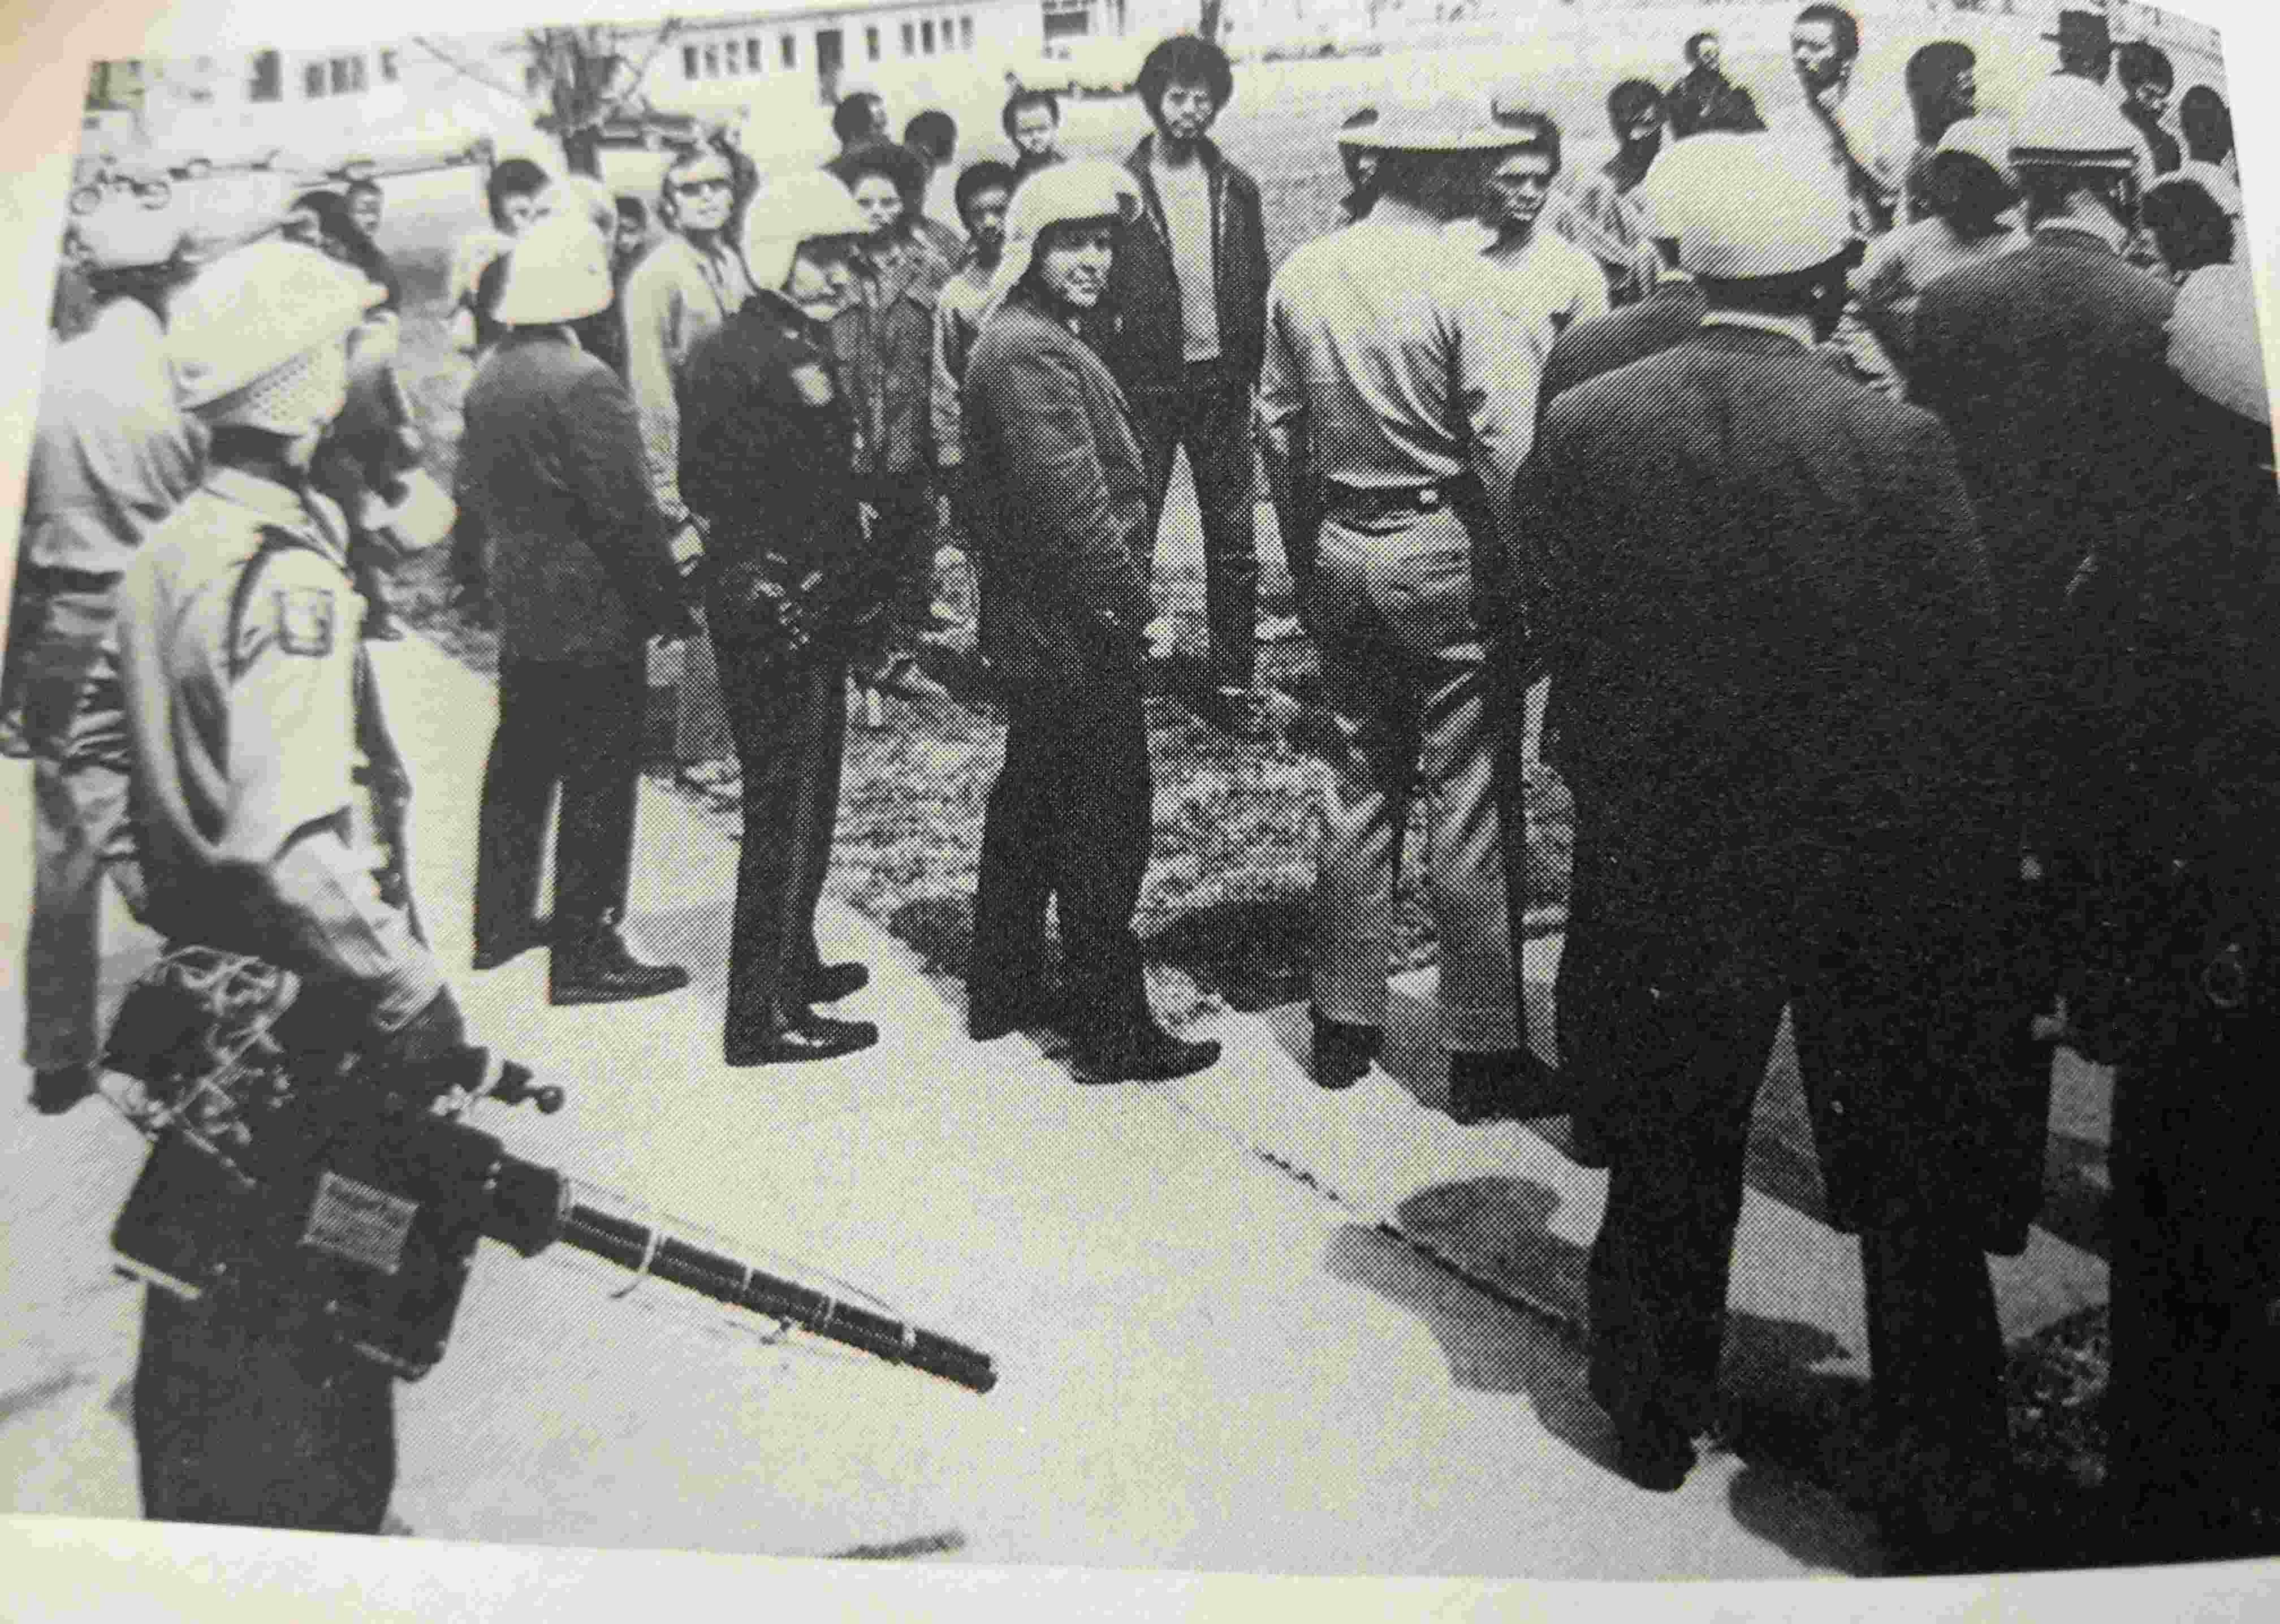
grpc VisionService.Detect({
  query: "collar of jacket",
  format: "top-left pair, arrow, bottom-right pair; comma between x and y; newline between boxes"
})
2032,222 -> 2123,258
1127,132 -> 1227,243
1691,317 -> 1814,356
204,464 -> 348,567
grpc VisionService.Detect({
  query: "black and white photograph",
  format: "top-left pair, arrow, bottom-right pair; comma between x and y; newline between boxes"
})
3,0 -> 2279,1612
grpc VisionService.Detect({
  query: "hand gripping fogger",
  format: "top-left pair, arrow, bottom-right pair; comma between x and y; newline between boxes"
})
98,947 -> 998,1394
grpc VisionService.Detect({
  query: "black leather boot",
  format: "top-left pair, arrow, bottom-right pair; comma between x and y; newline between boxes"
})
725,1006 -> 879,1067
1309,1011 -> 1381,1090
550,921 -> 690,1007
1070,1019 -> 1221,1085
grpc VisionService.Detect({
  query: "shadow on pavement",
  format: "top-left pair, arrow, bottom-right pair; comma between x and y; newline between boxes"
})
1323,1217 -> 1880,1576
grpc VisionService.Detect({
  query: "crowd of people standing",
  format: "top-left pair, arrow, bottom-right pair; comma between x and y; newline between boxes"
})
6,2 -> 2277,1576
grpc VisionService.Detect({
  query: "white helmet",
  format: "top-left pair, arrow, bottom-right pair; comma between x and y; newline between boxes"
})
740,173 -> 867,293
2169,264 -> 2271,425
494,208 -> 613,326
75,204 -> 187,273
168,240 -> 382,412
1676,135 -> 1851,279
990,159 -> 1141,303
1635,130 -> 1748,248
2010,76 -> 2145,189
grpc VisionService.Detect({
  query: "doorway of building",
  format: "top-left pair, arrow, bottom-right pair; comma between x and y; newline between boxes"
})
817,28 -> 844,105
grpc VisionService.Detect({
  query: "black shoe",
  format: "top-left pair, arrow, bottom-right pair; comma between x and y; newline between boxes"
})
471,924 -> 547,972
1070,1022 -> 1221,1085
725,1010 -> 880,1066
1204,683 -> 1272,740
1608,1405 -> 1698,1493
550,929 -> 690,1007
29,1064 -> 97,1117
805,961 -> 870,1003
968,982 -> 1057,1041
1447,1048 -> 1560,1125
1310,1012 -> 1381,1090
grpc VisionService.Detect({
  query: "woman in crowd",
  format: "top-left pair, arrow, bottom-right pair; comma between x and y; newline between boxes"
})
825,137 -> 959,710
624,134 -> 754,789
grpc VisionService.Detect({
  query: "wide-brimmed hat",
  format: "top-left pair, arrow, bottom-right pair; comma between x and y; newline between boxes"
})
2011,76 -> 2145,183
2043,10 -> 2111,51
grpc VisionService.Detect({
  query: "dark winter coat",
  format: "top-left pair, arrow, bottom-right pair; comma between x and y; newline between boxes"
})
1099,134 -> 1271,399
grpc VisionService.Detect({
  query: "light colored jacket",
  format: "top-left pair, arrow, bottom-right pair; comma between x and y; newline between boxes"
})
621,232 -> 750,526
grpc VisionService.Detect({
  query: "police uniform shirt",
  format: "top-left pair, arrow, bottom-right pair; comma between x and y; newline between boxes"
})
1258,196 -> 1538,504
23,300 -> 205,574
105,467 -> 442,1031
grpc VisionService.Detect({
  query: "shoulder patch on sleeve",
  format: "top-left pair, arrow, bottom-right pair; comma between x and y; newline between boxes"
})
275,588 -> 337,658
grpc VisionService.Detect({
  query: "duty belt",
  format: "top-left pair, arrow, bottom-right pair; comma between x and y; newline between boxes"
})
1323,482 -> 1453,520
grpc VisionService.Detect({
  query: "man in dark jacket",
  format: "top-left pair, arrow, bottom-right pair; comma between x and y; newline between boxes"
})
1102,33 -> 1272,727
2115,41 -> 2182,177
1664,30 -> 1763,140
678,175 -> 885,1066
962,160 -> 1220,1086
1515,136 -> 2024,1568
1911,77 -> 2171,866
459,210 -> 692,1006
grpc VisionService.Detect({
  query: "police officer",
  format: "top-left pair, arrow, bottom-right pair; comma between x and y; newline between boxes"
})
1514,137 -> 2022,1566
11,206 -> 204,1116
677,175 -> 885,1067
2073,265 -> 2280,1559
1911,77 -> 2171,879
1256,110 -> 1540,1111
83,240 -> 462,1531
961,160 -> 1221,1085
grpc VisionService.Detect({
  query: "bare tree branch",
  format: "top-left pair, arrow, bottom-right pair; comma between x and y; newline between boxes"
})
408,33 -> 527,103
591,18 -> 687,127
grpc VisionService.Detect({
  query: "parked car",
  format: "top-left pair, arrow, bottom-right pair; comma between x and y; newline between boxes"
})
317,105 -> 494,181
1008,36 -> 1146,98
595,100 -> 706,151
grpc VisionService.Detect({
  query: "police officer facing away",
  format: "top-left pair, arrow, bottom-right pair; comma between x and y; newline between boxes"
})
1257,112 -> 1540,1111
678,175 -> 885,1067
14,207 -> 205,1116
961,161 -> 1221,1085
1516,137 -> 2023,1565
84,241 -> 465,1531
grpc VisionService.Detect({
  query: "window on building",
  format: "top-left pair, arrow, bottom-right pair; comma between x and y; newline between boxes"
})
866,25 -> 880,62
922,20 -> 936,53
962,16 -> 975,50
749,37 -> 765,71
684,44 -> 699,78
901,22 -> 916,54
781,32 -> 796,68
249,48 -> 281,103
379,49 -> 398,83
703,44 -> 720,76
724,40 -> 742,73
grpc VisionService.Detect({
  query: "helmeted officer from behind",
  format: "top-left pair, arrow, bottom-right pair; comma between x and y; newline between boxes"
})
677,174 -> 886,1066
459,207 -> 693,1007
961,159 -> 1221,1085
1257,109 -> 1541,1111
12,204 -> 205,1116
85,240 -> 467,1531
1516,136 -> 2023,1567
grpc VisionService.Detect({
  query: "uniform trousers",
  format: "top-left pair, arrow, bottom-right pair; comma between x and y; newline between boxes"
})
1309,508 -> 1518,1053
1131,360 -> 1260,687
473,653 -> 644,945
710,599 -> 849,1033
2108,1018 -> 2280,1547
1583,905 -> 2008,1467
969,656 -> 1152,1035
862,473 -> 942,654
17,576 -> 120,1070
134,1287 -> 396,1532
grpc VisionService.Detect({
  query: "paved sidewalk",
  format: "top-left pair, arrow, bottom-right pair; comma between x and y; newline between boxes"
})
2,630 -> 1908,1576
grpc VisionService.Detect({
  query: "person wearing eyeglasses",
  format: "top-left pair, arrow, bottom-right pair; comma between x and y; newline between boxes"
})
623,138 -> 753,789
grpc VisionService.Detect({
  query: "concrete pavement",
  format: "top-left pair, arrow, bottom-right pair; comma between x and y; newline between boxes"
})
3,628 -> 1959,1577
